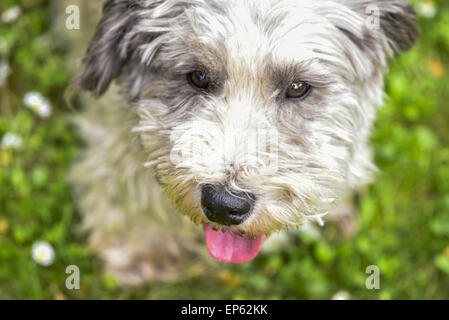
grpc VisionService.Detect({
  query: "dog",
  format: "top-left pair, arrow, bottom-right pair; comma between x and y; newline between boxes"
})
71,0 -> 418,285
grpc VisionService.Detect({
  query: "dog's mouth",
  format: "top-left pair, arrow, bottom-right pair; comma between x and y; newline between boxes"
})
204,224 -> 264,263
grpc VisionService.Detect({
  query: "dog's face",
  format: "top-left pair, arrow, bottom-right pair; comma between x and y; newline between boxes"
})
76,0 -> 417,263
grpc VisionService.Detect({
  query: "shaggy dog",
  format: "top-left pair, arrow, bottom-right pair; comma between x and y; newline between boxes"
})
71,0 -> 418,285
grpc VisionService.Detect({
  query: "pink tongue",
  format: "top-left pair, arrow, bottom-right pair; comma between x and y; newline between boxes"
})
204,224 -> 264,263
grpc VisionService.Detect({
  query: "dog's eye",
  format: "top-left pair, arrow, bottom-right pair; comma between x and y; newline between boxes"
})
286,81 -> 311,100
187,71 -> 209,90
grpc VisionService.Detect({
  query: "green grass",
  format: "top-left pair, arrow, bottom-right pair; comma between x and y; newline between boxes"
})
1,0 -> 449,299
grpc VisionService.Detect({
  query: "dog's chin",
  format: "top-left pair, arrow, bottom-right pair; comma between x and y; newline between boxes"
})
203,224 -> 264,263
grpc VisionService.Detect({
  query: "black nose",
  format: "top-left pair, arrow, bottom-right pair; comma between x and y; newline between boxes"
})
201,184 -> 255,226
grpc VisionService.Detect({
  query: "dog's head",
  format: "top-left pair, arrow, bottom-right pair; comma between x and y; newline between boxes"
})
76,0 -> 418,263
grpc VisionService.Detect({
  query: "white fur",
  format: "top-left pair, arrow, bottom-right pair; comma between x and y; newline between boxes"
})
72,0 -> 417,284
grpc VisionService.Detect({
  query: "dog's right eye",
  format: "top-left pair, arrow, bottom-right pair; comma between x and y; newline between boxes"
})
187,71 -> 209,91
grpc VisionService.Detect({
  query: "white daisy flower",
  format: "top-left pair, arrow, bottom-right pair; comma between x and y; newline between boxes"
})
24,92 -> 52,118
1,5 -> 22,24
417,1 -> 436,19
32,241 -> 55,267
1,133 -> 23,149
331,290 -> 351,300
0,60 -> 11,87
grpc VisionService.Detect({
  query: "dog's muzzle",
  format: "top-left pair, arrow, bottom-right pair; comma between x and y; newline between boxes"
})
201,184 -> 254,226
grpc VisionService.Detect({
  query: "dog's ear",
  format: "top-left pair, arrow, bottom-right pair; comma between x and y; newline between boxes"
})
371,0 -> 418,54
338,0 -> 419,56
322,0 -> 418,80
74,0 -> 184,97
73,0 -> 137,96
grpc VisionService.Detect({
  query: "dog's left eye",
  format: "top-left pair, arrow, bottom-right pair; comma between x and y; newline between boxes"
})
187,71 -> 209,91
286,81 -> 311,100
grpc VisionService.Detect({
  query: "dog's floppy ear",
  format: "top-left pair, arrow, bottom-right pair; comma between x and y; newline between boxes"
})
364,0 -> 418,54
75,0 -> 185,97
75,0 -> 190,97
74,0 -> 138,96
372,0 -> 418,54
322,0 -> 418,80
339,0 -> 419,56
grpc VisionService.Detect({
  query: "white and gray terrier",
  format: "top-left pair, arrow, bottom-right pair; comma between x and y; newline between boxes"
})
71,0 -> 418,285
